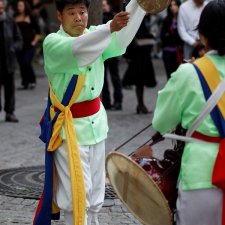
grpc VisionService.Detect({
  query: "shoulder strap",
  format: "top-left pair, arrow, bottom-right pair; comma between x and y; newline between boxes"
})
186,56 -> 225,137
163,56 -> 225,143
194,56 -> 225,117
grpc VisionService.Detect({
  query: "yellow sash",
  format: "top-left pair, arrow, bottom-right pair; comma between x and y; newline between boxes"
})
195,56 -> 225,118
48,75 -> 86,225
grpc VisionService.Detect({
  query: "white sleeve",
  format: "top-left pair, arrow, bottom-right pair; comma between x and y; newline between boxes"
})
115,0 -> 146,49
177,7 -> 195,46
72,23 -> 112,67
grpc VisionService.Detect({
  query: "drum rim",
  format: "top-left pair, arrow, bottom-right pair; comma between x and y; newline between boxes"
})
137,0 -> 171,14
106,151 -> 173,225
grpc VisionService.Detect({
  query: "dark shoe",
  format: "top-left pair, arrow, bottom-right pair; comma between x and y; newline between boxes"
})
5,113 -> 19,122
29,83 -> 36,89
136,105 -> 149,114
111,102 -> 122,110
123,85 -> 133,90
17,85 -> 28,90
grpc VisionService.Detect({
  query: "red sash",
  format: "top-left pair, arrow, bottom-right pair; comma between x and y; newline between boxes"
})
54,97 -> 101,118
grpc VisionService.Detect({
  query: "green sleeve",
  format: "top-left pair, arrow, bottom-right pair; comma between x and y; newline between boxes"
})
152,75 -> 182,134
152,64 -> 198,134
102,32 -> 126,61
43,33 -> 79,74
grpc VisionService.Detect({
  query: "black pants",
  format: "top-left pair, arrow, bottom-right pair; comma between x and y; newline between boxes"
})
17,46 -> 36,87
162,50 -> 179,79
0,69 -> 15,114
102,58 -> 123,107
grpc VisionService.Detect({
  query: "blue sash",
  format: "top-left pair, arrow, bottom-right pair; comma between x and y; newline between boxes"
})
33,75 -> 78,225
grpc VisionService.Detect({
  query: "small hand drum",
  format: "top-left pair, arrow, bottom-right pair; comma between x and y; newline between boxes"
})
137,0 -> 171,14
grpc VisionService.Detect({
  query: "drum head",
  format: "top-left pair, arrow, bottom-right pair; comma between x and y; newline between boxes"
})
106,152 -> 173,225
137,0 -> 171,14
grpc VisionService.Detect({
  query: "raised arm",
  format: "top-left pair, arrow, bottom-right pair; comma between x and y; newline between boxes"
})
115,0 -> 146,49
73,0 -> 145,66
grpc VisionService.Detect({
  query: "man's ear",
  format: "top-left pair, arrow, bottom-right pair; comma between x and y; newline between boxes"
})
57,10 -> 62,23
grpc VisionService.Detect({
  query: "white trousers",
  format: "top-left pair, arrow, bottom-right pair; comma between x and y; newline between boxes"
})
176,185 -> 223,225
53,141 -> 106,225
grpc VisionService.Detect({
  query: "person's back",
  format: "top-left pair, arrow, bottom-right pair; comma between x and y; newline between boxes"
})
153,0 -> 225,224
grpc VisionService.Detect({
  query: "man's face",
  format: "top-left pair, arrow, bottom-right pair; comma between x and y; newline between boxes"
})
0,1 -> 5,15
57,3 -> 88,37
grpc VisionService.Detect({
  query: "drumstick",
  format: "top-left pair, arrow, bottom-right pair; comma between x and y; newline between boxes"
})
122,0 -> 126,11
113,123 -> 152,151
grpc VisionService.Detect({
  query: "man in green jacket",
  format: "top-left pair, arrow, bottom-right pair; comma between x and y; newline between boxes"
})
35,0 -> 147,225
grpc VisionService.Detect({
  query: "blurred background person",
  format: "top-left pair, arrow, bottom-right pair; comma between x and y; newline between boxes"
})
5,0 -> 14,17
30,0 -> 49,35
177,0 -> 208,60
101,0 -> 123,110
15,0 -> 41,90
29,0 -> 49,67
122,15 -> 156,114
161,0 -> 183,79
150,10 -> 166,60
0,0 -> 23,122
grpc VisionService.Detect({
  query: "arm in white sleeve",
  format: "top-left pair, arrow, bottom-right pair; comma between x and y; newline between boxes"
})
177,8 -> 195,46
72,23 -> 112,67
115,0 -> 146,49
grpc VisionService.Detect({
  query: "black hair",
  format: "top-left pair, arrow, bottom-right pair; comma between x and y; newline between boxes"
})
15,0 -> 32,17
192,43 -> 205,58
167,0 -> 181,17
55,0 -> 90,12
198,0 -> 225,56
165,0 -> 181,24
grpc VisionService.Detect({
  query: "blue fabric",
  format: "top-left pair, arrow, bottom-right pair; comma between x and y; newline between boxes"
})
193,64 -> 225,137
33,75 -> 78,225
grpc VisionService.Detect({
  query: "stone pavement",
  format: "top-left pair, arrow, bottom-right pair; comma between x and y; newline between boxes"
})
0,57 -> 171,225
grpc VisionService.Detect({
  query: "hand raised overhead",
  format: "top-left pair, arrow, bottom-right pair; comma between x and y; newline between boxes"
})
110,12 -> 130,33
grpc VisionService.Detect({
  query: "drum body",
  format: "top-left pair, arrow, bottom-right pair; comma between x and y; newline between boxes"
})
106,149 -> 179,225
134,156 -> 178,211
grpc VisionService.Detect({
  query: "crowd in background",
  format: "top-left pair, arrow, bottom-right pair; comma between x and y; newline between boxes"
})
102,0 -> 207,113
4,0 -> 49,89
0,0 -> 208,122
0,0 -> 48,122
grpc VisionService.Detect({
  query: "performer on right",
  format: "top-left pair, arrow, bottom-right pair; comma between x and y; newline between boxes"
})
152,0 -> 225,224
